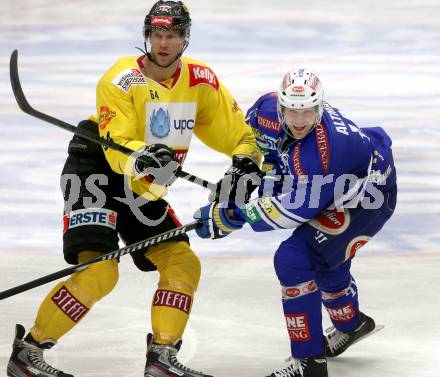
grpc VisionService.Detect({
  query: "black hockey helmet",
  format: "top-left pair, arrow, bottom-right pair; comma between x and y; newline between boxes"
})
143,1 -> 191,41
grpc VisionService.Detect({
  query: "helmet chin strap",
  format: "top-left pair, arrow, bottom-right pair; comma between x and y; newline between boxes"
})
144,40 -> 189,69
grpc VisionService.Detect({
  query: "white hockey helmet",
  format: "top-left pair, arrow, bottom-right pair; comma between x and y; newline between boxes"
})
277,68 -> 324,131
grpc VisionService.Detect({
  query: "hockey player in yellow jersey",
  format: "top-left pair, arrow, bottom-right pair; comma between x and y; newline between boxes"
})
7,2 -> 261,377
96,47 -> 259,201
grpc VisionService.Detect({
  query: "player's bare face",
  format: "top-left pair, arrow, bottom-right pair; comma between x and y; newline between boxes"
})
283,107 -> 317,139
150,30 -> 185,67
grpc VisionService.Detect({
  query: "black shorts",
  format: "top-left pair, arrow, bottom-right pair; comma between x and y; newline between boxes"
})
61,120 -> 189,270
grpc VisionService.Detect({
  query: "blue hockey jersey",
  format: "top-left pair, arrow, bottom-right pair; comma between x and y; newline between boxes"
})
238,92 -> 397,232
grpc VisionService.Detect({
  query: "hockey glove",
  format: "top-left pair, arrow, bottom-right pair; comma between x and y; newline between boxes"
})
258,160 -> 285,197
193,201 -> 245,239
134,144 -> 181,187
209,155 -> 263,205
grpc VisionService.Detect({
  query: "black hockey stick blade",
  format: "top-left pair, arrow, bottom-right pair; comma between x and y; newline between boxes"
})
0,221 -> 201,301
9,50 -> 215,191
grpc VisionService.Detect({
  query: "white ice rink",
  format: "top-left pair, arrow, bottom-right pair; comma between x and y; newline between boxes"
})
0,1 -> 440,376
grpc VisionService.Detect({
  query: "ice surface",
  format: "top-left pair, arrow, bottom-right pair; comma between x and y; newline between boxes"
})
0,1 -> 439,376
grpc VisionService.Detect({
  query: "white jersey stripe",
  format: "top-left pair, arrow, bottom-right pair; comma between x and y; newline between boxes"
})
272,195 -> 309,223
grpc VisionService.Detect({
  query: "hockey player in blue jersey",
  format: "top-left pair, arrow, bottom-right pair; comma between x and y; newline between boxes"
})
193,68 -> 397,377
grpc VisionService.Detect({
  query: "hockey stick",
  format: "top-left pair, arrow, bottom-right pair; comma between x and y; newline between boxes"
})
9,50 -> 216,192
0,221 -> 201,301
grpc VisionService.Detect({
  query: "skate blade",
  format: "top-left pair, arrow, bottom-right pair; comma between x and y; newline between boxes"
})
352,324 -> 384,346
284,326 -> 386,362
324,324 -> 385,353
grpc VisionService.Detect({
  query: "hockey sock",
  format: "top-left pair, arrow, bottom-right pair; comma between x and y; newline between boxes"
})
29,251 -> 118,342
274,236 -> 325,357
321,278 -> 359,333
281,281 -> 324,357
146,241 -> 200,344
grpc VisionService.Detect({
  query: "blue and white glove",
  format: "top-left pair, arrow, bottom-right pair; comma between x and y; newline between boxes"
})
193,202 -> 245,239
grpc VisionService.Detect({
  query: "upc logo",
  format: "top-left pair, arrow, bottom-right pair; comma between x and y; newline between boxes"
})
174,119 -> 194,134
150,108 -> 171,138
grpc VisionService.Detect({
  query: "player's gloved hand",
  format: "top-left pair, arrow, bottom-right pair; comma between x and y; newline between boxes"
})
193,201 -> 245,239
134,144 -> 181,187
209,155 -> 263,204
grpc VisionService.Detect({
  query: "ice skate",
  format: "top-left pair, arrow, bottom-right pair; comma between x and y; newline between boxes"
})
7,324 -> 73,377
325,311 -> 379,357
265,356 -> 327,377
144,336 -> 212,377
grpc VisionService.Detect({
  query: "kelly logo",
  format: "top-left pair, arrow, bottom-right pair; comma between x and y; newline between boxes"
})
188,64 -> 219,90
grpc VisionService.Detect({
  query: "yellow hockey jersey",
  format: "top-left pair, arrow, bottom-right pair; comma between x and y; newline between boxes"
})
92,55 -> 259,199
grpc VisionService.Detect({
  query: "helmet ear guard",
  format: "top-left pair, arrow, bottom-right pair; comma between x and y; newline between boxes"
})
277,68 -> 324,132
